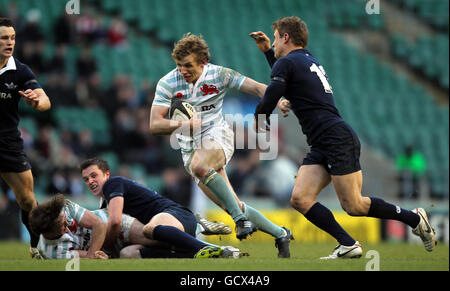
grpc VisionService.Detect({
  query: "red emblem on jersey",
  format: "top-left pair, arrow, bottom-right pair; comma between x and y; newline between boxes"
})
200,84 -> 219,96
68,221 -> 78,233
176,92 -> 183,99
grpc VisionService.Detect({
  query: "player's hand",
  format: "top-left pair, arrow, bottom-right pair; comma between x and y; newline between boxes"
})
277,99 -> 291,117
249,31 -> 271,53
19,89 -> 39,108
94,250 -> 109,259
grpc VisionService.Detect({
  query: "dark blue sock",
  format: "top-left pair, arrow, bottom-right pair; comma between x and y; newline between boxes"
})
304,202 -> 356,246
368,197 -> 420,228
152,225 -> 207,254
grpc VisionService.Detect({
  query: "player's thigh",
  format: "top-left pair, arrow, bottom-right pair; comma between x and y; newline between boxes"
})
190,140 -> 226,174
128,219 -> 168,247
120,245 -> 145,258
291,164 -> 331,213
0,170 -> 36,210
143,212 -> 185,239
331,170 -> 370,216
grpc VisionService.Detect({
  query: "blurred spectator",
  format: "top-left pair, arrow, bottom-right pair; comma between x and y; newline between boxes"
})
53,12 -> 75,46
396,145 -> 427,199
45,73 -> 78,107
74,5 -> 106,44
46,44 -> 67,74
107,15 -> 128,48
161,168 -> 192,208
21,9 -> 44,43
76,46 -> 98,80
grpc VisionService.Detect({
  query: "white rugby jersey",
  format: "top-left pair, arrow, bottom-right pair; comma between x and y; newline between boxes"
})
37,200 -> 90,259
152,63 -> 246,153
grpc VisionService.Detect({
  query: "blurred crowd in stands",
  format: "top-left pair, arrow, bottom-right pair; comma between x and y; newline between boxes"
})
0,4 -> 299,214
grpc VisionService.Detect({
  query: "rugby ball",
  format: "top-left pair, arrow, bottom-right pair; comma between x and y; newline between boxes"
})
170,99 -> 196,121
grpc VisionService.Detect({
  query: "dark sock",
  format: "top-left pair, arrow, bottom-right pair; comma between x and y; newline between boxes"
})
139,246 -> 194,258
368,197 -> 420,228
304,202 -> 356,246
152,225 -> 207,253
21,209 -> 39,248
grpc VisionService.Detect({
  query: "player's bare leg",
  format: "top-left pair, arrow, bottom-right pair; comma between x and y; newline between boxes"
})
1,170 -> 41,258
190,140 -> 256,240
331,171 -> 371,216
291,165 -> 361,259
290,165 -> 331,214
332,170 -> 435,252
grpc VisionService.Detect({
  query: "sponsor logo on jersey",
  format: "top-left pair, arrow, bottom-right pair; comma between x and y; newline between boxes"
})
5,82 -> 18,90
0,92 -> 12,99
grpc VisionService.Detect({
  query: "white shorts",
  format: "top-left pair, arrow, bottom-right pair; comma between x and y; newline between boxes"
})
182,124 -> 235,184
112,214 -> 136,257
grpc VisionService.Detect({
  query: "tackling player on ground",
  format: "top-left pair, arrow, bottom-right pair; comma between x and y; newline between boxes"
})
0,18 -> 51,259
29,194 -> 237,259
80,157 -> 238,259
150,33 -> 293,258
250,16 -> 436,259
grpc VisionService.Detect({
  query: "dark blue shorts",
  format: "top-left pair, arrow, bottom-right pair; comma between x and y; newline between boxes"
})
163,206 -> 197,237
0,137 -> 31,172
302,122 -> 361,175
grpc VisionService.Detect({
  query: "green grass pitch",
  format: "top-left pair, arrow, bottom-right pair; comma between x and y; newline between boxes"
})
0,240 -> 448,271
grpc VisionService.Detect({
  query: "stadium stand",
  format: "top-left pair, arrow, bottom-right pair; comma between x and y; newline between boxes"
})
0,0 -> 448,205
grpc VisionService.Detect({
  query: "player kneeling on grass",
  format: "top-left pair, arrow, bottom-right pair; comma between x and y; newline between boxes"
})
29,194 -> 240,259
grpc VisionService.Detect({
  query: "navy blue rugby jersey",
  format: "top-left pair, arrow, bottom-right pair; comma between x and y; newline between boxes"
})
257,49 -> 345,145
102,176 -> 182,224
0,57 -> 41,137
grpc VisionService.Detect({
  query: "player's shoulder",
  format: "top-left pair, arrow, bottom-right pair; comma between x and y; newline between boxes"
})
10,57 -> 32,73
159,68 -> 181,85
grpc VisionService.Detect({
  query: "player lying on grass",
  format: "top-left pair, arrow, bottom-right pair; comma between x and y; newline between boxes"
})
79,157 -> 238,259
150,33 -> 293,258
29,194 -> 240,259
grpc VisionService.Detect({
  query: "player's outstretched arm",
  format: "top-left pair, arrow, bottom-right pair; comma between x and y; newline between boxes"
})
240,77 -> 290,117
19,88 -> 51,111
239,77 -> 267,98
77,210 -> 107,259
103,196 -> 124,253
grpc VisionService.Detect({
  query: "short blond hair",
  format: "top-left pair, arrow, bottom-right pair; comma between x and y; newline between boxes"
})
171,33 -> 210,64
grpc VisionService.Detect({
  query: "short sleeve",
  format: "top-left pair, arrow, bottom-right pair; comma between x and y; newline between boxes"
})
102,177 -> 125,202
219,67 -> 246,90
152,79 -> 172,107
20,64 -> 41,91
64,200 -> 86,224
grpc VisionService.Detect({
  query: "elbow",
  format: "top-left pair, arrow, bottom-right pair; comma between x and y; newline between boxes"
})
149,122 -> 160,135
109,217 -> 122,228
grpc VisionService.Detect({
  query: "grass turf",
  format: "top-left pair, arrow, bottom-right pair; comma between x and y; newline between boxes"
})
0,240 -> 448,271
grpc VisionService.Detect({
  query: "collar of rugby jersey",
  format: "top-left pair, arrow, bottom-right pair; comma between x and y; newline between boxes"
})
187,63 -> 210,92
0,56 -> 16,76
